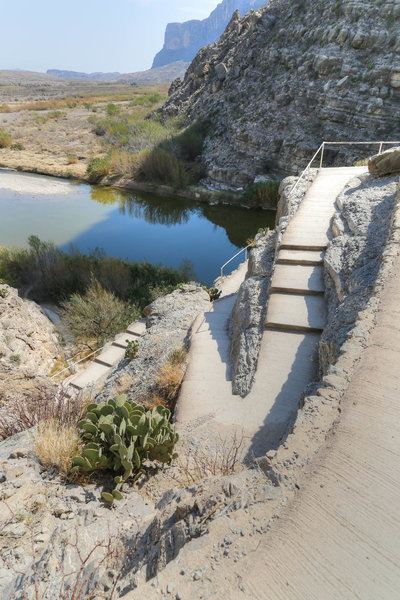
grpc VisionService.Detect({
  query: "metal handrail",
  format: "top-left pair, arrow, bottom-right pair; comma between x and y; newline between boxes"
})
219,140 -> 400,277
287,139 -> 400,220
50,344 -> 108,380
220,244 -> 251,278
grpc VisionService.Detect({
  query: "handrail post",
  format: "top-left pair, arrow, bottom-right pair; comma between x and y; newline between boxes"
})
319,142 -> 325,169
378,142 -> 383,154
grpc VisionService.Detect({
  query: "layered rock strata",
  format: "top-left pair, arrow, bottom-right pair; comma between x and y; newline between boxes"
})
161,0 -> 400,187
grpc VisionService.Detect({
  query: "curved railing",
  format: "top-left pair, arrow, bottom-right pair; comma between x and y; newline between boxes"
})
219,140 -> 400,275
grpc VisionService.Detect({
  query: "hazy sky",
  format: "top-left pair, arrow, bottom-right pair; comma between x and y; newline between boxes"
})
1,0 -> 218,73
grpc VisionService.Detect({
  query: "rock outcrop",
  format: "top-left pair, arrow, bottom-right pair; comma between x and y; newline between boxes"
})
97,284 -> 210,403
0,285 -> 63,404
152,0 -> 267,68
161,0 -> 400,188
368,146 -> 400,177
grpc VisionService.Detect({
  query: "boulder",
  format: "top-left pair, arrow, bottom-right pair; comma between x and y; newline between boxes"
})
368,147 -> 400,177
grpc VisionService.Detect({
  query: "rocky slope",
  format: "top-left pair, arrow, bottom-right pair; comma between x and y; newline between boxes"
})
152,0 -> 267,68
161,0 -> 400,187
0,285 -> 63,404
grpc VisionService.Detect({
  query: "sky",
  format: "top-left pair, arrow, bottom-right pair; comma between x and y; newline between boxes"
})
0,0 -> 218,74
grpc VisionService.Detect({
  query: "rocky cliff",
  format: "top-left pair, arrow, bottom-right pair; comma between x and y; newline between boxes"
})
152,0 -> 267,68
161,0 -> 400,188
0,285 -> 63,404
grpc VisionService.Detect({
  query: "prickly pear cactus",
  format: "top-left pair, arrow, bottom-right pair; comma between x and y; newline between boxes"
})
72,395 -> 178,503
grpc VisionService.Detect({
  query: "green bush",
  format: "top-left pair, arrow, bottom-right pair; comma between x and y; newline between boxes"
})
72,396 -> 178,503
244,179 -> 281,208
140,147 -> 191,188
0,128 -> 12,148
161,121 -> 208,162
10,142 -> 24,150
0,236 -> 193,307
61,278 -> 140,351
87,156 -> 111,182
105,103 -> 119,116
202,286 -> 222,301
125,339 -> 139,360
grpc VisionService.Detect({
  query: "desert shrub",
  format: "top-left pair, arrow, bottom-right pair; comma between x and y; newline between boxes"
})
140,147 -> 191,188
10,142 -> 23,150
124,339 -> 139,360
170,432 -> 244,486
202,286 -> 221,301
106,103 -> 119,116
72,396 -> 178,503
0,128 -> 12,148
0,386 -> 86,441
9,354 -> 21,365
160,121 -> 208,161
0,236 -> 193,307
87,156 -> 111,182
244,179 -> 281,207
61,278 -> 140,351
47,110 -> 66,119
66,153 -> 78,164
34,421 -> 81,476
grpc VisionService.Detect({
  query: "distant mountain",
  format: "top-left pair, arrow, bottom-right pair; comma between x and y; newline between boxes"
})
152,0 -> 267,69
0,70 -> 62,85
46,62 -> 189,83
47,69 -> 121,80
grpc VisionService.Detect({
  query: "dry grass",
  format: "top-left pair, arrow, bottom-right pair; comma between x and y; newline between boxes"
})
66,153 -> 78,165
34,421 -> 81,476
154,347 -> 187,408
0,386 -> 87,441
170,432 -> 245,487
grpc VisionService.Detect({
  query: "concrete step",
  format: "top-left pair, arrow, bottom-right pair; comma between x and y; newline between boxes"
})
113,332 -> 141,348
277,249 -> 324,265
270,264 -> 324,294
69,362 -> 111,390
280,236 -> 328,251
94,345 -> 127,367
265,292 -> 327,332
126,320 -> 146,336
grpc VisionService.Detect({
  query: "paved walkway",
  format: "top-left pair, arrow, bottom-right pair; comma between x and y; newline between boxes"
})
176,167 -> 367,456
228,251 -> 400,600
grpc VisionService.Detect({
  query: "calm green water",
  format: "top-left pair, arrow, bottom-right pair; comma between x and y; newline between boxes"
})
0,170 -> 275,285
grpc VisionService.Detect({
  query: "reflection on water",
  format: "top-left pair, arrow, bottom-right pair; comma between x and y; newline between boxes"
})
0,171 -> 275,285
90,185 -> 274,248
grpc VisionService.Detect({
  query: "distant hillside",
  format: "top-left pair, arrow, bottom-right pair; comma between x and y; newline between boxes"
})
47,69 -> 121,80
0,70 -> 62,86
47,62 -> 189,83
152,0 -> 267,68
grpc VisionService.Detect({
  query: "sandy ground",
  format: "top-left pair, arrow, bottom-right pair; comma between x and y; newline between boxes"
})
0,169 -> 73,194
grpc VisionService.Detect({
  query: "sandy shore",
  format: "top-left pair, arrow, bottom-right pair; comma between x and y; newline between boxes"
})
0,169 -> 73,195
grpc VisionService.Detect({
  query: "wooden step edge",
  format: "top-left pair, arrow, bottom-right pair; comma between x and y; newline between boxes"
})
276,258 -> 323,266
94,358 -> 115,368
269,286 -> 325,296
125,330 -> 142,336
279,244 -> 327,251
265,322 -> 325,334
69,382 -> 83,391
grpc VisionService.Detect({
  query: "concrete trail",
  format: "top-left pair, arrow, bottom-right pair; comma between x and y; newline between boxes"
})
176,167 -> 367,456
227,251 -> 400,600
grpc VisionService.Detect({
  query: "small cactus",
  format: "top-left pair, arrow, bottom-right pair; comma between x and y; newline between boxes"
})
72,395 -> 178,503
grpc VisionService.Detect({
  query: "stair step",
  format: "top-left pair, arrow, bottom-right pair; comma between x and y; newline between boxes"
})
277,249 -> 324,265
126,320 -> 146,336
94,345 -> 126,367
265,292 -> 327,332
69,362 -> 111,390
113,332 -> 141,348
270,264 -> 325,294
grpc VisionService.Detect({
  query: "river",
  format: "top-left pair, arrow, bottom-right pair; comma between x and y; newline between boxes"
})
0,170 -> 275,285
